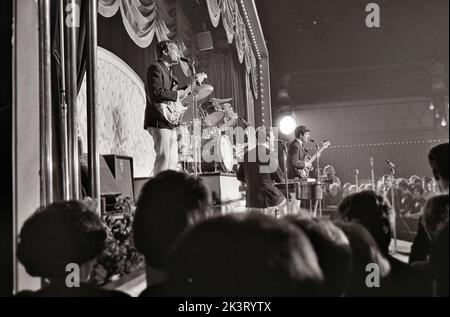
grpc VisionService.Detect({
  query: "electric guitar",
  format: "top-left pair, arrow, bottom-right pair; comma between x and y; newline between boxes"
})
155,72 -> 208,126
296,141 -> 331,179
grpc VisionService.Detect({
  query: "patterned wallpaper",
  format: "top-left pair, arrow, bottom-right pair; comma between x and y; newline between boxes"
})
77,47 -> 155,178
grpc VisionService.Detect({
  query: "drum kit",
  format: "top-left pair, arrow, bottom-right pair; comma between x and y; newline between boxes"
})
177,84 -> 240,174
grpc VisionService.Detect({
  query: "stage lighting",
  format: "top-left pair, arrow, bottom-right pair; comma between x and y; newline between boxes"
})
441,117 -> 447,127
279,115 -> 296,135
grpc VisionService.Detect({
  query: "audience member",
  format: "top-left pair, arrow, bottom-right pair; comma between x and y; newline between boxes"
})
166,213 -> 324,297
411,143 -> 449,264
338,191 -> 427,296
428,143 -> 449,193
133,170 -> 212,296
409,183 -> 426,217
324,183 -> 343,209
286,217 -> 352,296
334,222 -> 390,297
16,201 -> 128,297
429,223 -> 449,297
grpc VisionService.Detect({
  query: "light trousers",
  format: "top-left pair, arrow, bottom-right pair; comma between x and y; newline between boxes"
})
148,127 -> 179,176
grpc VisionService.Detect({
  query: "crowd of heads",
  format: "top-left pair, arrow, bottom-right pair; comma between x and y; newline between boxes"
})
15,143 -> 448,297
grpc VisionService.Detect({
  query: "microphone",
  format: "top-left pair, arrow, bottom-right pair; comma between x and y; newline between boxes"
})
385,160 -> 396,168
309,139 -> 316,143
180,57 -> 194,63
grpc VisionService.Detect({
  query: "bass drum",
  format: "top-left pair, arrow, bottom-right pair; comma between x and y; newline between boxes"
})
201,135 -> 234,173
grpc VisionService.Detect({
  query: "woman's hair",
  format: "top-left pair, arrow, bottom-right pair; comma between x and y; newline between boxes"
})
17,200 -> 107,280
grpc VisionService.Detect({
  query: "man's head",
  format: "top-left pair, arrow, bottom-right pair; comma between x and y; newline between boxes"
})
424,176 -> 434,192
382,174 -> 392,189
329,183 -> 341,196
294,125 -> 310,143
156,40 -> 181,65
323,165 -> 336,177
397,178 -> 410,193
133,170 -> 212,269
428,143 -> 449,192
167,213 -> 324,296
285,217 -> 352,296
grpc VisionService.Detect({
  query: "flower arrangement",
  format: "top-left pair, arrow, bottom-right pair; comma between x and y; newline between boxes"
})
90,197 -> 145,286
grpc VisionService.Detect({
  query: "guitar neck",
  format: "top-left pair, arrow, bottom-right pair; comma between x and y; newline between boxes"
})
306,148 -> 326,165
184,81 -> 198,95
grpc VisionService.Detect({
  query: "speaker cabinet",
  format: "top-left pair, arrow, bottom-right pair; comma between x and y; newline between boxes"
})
79,154 -> 121,197
197,31 -> 214,51
103,155 -> 135,201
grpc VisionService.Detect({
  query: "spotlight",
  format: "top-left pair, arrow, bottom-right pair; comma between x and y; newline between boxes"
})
279,115 -> 296,135
429,102 -> 435,110
441,117 -> 447,127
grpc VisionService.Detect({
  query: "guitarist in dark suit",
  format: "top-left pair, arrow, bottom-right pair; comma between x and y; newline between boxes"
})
287,125 -> 313,179
144,40 -> 187,176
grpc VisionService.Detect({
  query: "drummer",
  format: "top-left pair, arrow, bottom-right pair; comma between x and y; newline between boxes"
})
237,126 -> 286,216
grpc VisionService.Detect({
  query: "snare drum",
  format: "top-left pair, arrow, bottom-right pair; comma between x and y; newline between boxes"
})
296,182 -> 324,201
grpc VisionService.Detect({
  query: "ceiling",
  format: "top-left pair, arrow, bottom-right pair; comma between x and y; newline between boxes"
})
254,0 -> 449,105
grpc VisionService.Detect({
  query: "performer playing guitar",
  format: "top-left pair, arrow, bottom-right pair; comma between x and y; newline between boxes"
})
144,40 -> 206,175
288,125 -> 329,179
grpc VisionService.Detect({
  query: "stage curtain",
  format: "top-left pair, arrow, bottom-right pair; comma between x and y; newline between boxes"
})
98,0 -> 171,48
200,51 -> 246,120
206,0 -> 259,100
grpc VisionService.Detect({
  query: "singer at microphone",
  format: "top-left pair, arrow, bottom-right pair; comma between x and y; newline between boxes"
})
179,56 -> 194,64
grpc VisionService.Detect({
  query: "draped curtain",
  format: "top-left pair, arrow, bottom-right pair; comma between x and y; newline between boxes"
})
200,51 -> 246,120
206,0 -> 259,100
98,0 -> 170,48
98,0 -> 196,77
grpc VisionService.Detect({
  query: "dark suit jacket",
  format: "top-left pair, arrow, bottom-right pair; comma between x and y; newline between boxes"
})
144,59 -> 180,130
287,139 -> 308,179
237,145 -> 285,208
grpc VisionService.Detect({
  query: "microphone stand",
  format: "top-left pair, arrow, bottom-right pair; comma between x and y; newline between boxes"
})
370,157 -> 375,188
279,141 -> 290,214
315,143 -> 322,216
389,164 -> 397,254
354,169 -> 359,191
189,60 -> 201,176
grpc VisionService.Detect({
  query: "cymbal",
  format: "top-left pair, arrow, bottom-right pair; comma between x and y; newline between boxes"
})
182,84 -> 214,106
202,97 -> 233,107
